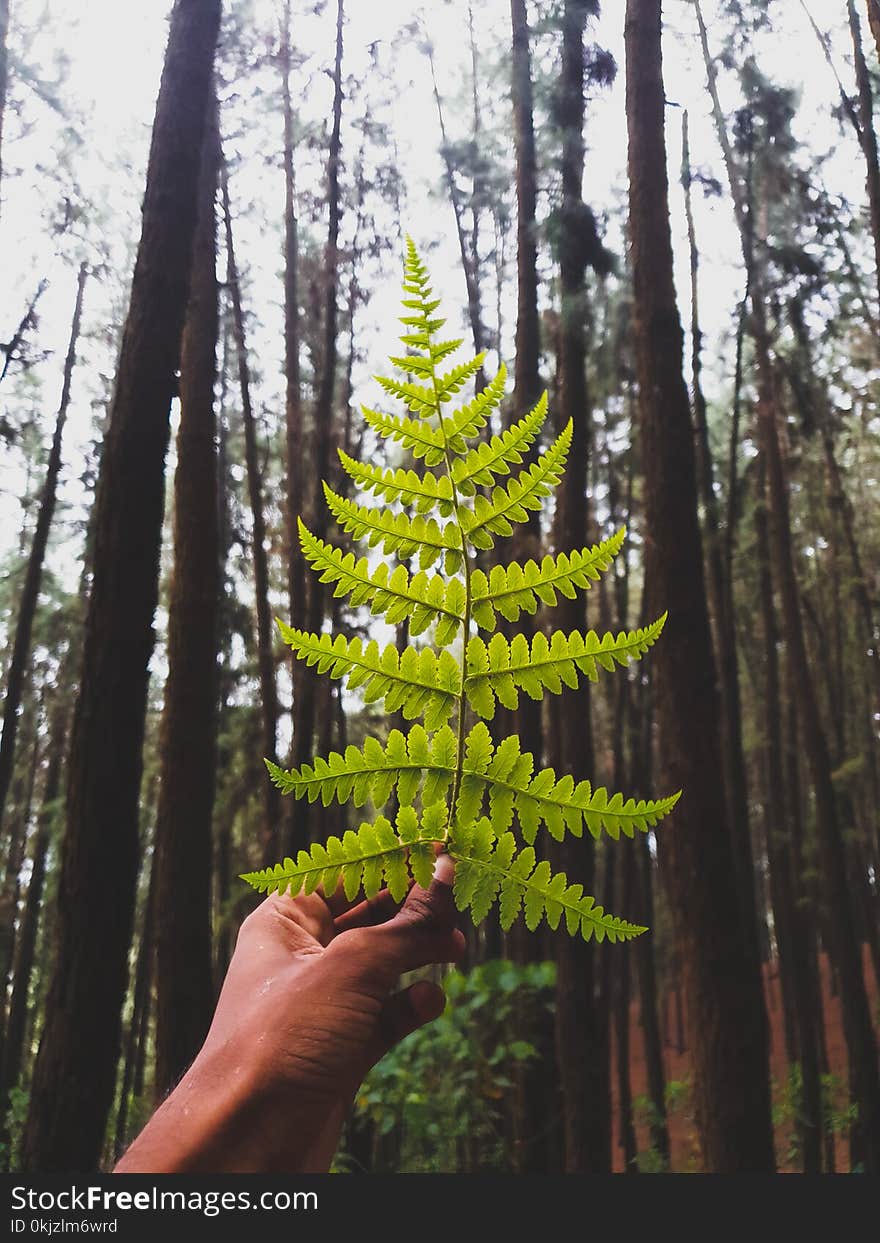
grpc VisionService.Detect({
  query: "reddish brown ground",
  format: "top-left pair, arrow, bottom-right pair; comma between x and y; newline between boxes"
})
610,949 -> 879,1172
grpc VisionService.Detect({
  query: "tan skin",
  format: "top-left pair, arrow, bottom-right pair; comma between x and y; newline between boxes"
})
115,854 -> 464,1174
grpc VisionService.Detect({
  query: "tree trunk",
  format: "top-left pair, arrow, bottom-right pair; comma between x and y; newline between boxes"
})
113,851 -> 156,1160
0,701 -> 66,1160
848,0 -> 880,311
754,468 -> 822,1174
220,157 -> 282,864
680,113 -> 763,964
624,0 -> 775,1171
289,0 -> 344,849
425,35 -> 487,380
0,264 -> 87,838
867,0 -> 880,61
756,355 -> 880,1170
280,0 -> 307,859
20,0 -> 221,1173
153,94 -> 220,1099
550,0 -> 610,1176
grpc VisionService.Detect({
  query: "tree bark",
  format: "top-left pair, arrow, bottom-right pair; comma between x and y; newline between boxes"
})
1,701 -> 66,1157
549,0 -> 610,1176
220,157 -> 282,864
754,468 -> 822,1173
867,0 -> 880,61
848,0 -> 880,311
625,0 -> 775,1171
281,0 -> 307,857
0,264 -> 86,838
153,93 -> 220,1099
20,0 -> 221,1173
424,34 -> 487,381
290,0 -> 344,850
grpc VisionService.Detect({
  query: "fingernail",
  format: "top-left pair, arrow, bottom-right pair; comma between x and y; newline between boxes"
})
432,853 -> 455,886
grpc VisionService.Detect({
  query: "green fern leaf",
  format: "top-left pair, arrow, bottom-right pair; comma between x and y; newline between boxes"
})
450,819 -> 647,942
323,482 -> 463,571
298,520 -> 464,635
464,615 -> 668,718
452,393 -> 547,492
264,724 -> 458,811
241,805 -> 448,903
470,527 -> 626,629
360,406 -> 447,467
278,623 -> 462,729
248,239 -> 680,946
337,450 -> 455,516
461,421 -> 573,550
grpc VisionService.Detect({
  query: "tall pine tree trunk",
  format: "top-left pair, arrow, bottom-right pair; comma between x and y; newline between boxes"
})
281,0 -> 306,857
153,95 -> 220,1099
680,114 -> 762,964
425,36 -> 487,380
290,0 -> 344,846
624,0 -> 775,1171
0,700 -> 66,1161
551,0 -> 608,1175
848,0 -> 880,311
21,0 -> 221,1173
0,264 -> 87,837
754,469 -> 822,1173
220,158 -> 282,863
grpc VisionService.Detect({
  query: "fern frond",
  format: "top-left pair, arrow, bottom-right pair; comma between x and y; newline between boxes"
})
337,450 -> 455,516
264,724 -> 457,811
461,421 -> 573,550
374,374 -> 437,417
463,614 -> 668,718
323,482 -> 463,572
278,623 -> 462,730
442,365 -> 508,452
470,527 -> 627,629
453,722 -> 681,842
250,239 -> 679,947
298,520 -> 465,640
360,406 -> 447,467
452,393 -> 547,493
241,805 -> 449,903
450,819 -> 647,942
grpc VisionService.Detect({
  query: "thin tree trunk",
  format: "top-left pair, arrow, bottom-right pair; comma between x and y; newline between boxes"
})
550,0 -> 608,1176
0,264 -> 86,838
848,0 -> 880,311
153,95 -> 220,1099
424,34 -> 487,380
289,0 -> 344,850
21,0 -> 221,1173
0,701 -> 66,1162
867,0 -> 880,61
681,111 -> 763,971
220,158 -> 282,864
280,0 -> 307,859
625,0 -> 775,1171
0,691 -> 39,1074
754,468 -> 822,1174
114,852 -> 156,1157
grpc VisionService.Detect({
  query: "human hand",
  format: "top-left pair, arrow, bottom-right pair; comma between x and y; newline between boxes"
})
115,853 -> 464,1174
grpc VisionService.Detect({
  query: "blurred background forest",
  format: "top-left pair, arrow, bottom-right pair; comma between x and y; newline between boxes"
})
0,0 -> 879,1174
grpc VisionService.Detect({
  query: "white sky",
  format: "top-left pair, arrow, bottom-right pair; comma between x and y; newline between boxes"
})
0,0 -> 869,613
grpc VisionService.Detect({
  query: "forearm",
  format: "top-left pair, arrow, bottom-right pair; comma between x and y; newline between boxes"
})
114,1043 -> 336,1174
